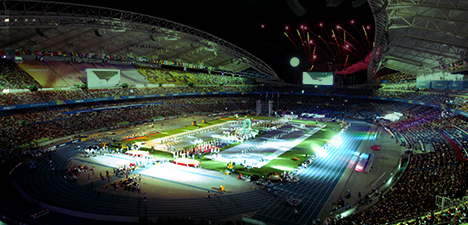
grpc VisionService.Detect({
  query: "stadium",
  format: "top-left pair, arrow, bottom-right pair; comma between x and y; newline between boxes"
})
1,0 -> 468,225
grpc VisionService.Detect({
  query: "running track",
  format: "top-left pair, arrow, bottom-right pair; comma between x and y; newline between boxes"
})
10,122 -> 371,224
252,122 -> 370,225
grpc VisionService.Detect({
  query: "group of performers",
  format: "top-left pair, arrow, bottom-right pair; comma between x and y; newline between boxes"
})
118,174 -> 143,192
161,136 -> 181,151
174,139 -> 232,159
80,144 -> 108,157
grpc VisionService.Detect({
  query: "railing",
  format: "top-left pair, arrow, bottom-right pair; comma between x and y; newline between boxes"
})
393,196 -> 468,225
371,172 -> 387,190
337,154 -> 410,221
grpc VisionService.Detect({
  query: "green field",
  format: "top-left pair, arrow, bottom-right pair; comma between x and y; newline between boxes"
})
115,117 -> 340,177
199,121 -> 341,177
118,116 -> 278,144
244,121 -> 340,176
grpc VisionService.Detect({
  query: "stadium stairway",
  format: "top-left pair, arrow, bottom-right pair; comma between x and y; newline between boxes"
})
439,131 -> 467,162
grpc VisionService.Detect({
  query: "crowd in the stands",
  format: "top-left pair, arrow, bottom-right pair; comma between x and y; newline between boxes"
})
0,85 -> 250,106
446,96 -> 468,111
376,81 -> 468,110
3,59 -> 468,225
0,96 -> 255,151
3,57 -> 468,115
338,108 -> 468,225
0,92 -> 411,152
377,82 -> 417,91
339,150 -> 467,224
135,66 -> 254,86
0,58 -> 42,89
402,202 -> 468,225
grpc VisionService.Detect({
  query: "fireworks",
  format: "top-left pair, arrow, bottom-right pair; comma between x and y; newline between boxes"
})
265,20 -> 373,73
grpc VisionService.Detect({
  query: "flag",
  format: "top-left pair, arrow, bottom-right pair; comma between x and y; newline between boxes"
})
21,49 -> 31,55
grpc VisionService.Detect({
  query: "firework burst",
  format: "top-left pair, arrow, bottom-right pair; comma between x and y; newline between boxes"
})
264,20 -> 373,74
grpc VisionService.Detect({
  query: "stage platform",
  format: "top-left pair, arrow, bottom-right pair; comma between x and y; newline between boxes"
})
173,158 -> 201,167
126,150 -> 150,157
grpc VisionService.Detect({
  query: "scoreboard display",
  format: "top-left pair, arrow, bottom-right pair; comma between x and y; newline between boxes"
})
302,72 -> 334,86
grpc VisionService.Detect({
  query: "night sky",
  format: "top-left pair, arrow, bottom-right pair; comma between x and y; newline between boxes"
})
56,0 -> 375,84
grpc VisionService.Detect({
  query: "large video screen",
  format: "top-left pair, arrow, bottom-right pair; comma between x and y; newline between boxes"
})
86,69 -> 121,88
302,72 -> 334,86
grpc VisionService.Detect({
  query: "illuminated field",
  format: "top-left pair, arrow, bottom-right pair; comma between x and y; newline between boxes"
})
115,117 -> 343,177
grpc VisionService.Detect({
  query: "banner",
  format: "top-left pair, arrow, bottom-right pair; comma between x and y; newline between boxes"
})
431,80 -> 448,90
45,61 -> 84,86
449,81 -> 464,90
17,60 -> 69,87
416,80 -> 431,89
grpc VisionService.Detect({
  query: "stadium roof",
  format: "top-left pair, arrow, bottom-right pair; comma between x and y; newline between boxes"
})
368,0 -> 468,79
0,0 -> 280,80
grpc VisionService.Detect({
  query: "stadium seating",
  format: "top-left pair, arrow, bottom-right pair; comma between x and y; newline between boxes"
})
0,96 -> 256,150
0,58 -> 42,89
338,150 -> 466,224
337,106 -> 468,224
2,58 -> 468,225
